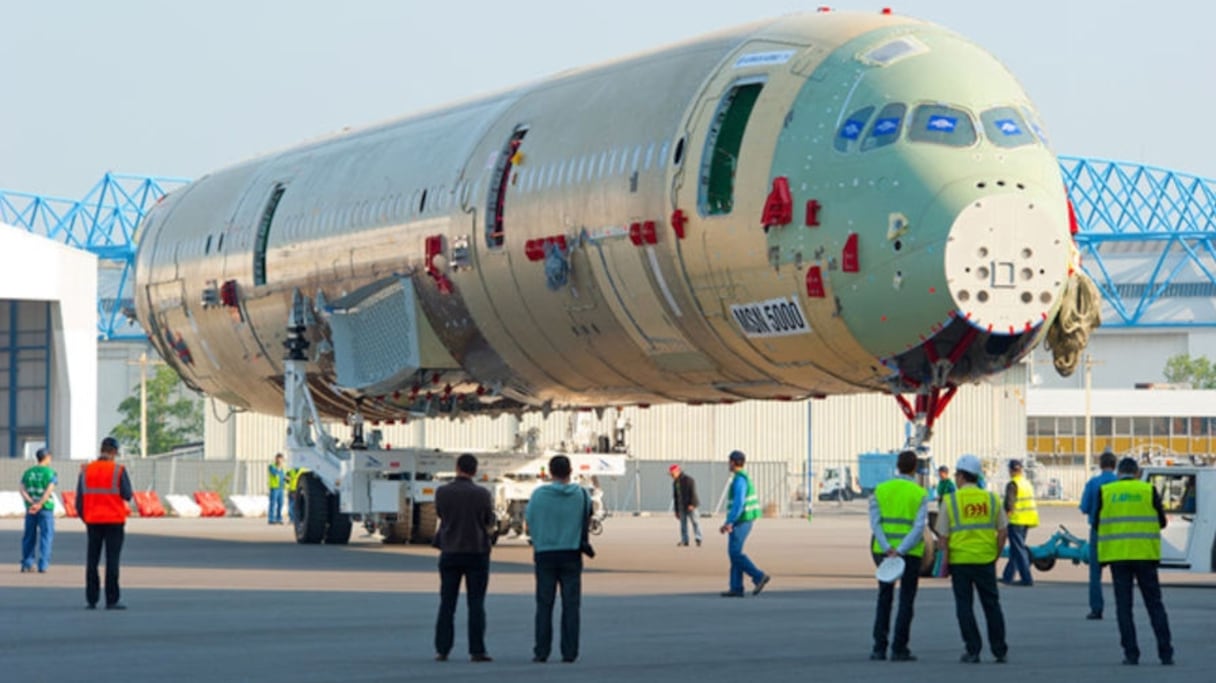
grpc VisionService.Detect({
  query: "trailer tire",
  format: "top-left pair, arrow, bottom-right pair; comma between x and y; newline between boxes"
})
324,494 -> 352,545
1032,556 -> 1057,572
381,499 -> 413,544
412,502 -> 439,545
294,474 -> 328,544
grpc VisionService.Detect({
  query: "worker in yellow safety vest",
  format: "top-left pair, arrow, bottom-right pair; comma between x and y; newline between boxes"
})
1096,458 -> 1173,666
867,450 -> 928,662
286,466 -> 308,524
935,454 -> 1009,664
1000,459 -> 1038,586
267,453 -> 286,525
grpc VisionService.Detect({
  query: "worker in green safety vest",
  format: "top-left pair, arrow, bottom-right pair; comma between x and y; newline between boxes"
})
267,453 -> 286,525
286,466 -> 308,524
868,450 -> 929,661
1096,458 -> 1173,666
718,450 -> 770,597
936,454 -> 1009,664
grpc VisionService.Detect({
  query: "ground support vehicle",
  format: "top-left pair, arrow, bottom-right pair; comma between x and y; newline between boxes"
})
1142,465 -> 1213,572
282,294 -> 624,545
999,525 -> 1089,572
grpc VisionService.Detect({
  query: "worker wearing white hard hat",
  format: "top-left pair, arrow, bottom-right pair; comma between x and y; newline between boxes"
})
936,455 -> 1009,663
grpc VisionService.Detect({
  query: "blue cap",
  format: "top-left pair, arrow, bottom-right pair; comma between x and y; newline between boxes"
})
1008,459 -> 1023,470
728,450 -> 746,463
101,436 -> 120,452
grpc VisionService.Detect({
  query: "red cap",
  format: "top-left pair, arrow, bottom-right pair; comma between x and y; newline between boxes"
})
668,464 -> 680,474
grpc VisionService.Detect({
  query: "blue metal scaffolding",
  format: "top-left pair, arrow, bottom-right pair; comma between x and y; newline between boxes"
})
0,173 -> 189,340
0,159 -> 1213,339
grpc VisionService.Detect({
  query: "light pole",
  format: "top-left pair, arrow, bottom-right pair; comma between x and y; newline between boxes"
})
140,351 -> 148,459
1084,352 -> 1093,474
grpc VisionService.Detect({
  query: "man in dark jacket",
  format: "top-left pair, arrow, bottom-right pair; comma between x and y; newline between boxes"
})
669,464 -> 702,547
433,453 -> 496,663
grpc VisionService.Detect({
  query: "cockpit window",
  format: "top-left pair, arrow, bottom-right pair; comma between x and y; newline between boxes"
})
908,104 -> 977,147
980,107 -> 1035,148
861,103 -> 906,151
1020,106 -> 1052,147
834,106 -> 875,153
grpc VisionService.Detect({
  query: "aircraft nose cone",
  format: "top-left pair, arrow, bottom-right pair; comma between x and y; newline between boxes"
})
943,193 -> 1071,335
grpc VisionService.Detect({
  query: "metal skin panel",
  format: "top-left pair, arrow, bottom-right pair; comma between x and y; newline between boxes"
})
136,11 -> 1077,424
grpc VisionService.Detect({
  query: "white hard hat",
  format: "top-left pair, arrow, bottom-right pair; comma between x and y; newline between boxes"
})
956,454 -> 983,476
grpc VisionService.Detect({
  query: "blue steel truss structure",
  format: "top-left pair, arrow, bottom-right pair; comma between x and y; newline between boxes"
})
0,173 -> 189,340
1062,156 -> 1216,328
0,158 -> 1213,339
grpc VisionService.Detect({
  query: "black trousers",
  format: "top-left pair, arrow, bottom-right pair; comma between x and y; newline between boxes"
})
85,523 -> 125,607
434,552 -> 490,656
872,553 -> 921,655
1110,561 -> 1173,662
949,562 -> 1007,658
534,550 -> 582,662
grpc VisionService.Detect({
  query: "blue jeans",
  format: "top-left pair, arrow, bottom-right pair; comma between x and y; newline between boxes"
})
1088,527 -> 1105,614
1001,524 -> 1033,584
679,508 -> 702,545
268,488 -> 284,523
21,508 -> 54,571
533,550 -> 582,662
728,521 -> 765,593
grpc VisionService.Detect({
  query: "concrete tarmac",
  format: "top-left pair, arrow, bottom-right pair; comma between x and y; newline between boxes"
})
0,505 -> 1210,683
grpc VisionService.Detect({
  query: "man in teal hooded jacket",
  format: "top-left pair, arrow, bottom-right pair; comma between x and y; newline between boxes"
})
525,454 -> 590,663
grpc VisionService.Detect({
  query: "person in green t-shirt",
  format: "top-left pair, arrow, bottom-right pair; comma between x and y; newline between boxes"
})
936,465 -> 957,501
20,448 -> 58,573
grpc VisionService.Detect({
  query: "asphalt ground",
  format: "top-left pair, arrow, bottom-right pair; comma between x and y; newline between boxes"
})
0,505 -> 1211,683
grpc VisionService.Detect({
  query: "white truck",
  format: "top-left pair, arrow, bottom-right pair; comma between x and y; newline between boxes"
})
1142,464 -> 1214,573
282,296 -> 625,545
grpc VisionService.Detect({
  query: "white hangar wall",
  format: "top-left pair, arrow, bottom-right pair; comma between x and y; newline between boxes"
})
0,223 -> 97,460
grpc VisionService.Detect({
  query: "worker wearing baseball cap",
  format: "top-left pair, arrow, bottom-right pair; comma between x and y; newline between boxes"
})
936,454 -> 1009,663
1000,459 -> 1039,587
1096,457 -> 1173,665
719,450 -> 771,597
669,464 -> 701,547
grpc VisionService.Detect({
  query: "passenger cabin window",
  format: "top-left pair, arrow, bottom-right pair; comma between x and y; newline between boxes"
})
700,80 -> 764,215
834,106 -> 875,153
980,107 -> 1035,148
908,104 -> 977,147
861,103 -> 906,151
253,183 -> 285,286
486,128 -> 527,248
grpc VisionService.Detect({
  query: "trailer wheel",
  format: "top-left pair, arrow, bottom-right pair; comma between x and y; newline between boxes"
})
324,494 -> 352,545
412,502 -> 439,545
381,499 -> 413,544
1032,556 -> 1057,572
294,474 -> 327,544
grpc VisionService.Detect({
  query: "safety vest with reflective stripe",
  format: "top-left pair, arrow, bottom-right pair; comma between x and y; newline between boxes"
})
268,465 -> 283,490
734,470 -> 761,522
1097,479 -> 1161,563
872,477 -> 927,557
1007,474 -> 1039,527
945,487 -> 1000,564
81,460 -> 129,524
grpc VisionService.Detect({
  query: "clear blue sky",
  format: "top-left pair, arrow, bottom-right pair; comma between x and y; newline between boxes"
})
1,0 -> 1211,198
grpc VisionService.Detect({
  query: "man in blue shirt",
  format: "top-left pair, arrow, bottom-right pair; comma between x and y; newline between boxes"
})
719,450 -> 771,597
1079,449 -> 1118,620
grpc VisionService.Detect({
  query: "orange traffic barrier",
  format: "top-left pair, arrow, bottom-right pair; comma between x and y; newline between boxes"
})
193,491 -> 227,517
133,491 -> 166,517
61,491 -> 79,518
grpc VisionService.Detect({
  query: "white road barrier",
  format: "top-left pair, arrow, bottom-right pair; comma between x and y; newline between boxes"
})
163,494 -> 202,518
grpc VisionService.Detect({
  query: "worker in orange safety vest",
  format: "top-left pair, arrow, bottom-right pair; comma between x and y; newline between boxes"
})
76,436 -> 134,610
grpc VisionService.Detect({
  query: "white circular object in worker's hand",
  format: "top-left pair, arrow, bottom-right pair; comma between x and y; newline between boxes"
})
876,556 -> 905,583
